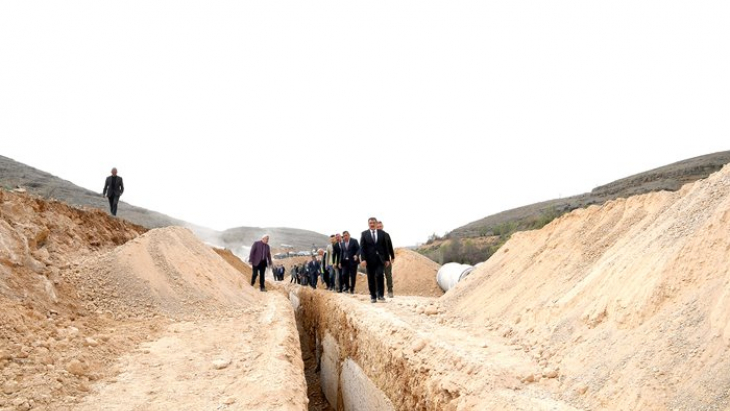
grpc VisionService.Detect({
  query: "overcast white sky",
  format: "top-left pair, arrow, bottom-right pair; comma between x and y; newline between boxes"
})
2,1 -> 728,247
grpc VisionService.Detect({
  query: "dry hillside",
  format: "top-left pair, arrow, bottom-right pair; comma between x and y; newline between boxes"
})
442,163 -> 730,410
0,155 -> 329,254
448,150 -> 730,240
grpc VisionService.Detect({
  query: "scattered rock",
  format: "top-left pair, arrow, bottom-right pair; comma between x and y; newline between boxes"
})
521,373 -> 536,383
66,359 -> 89,376
412,339 -> 428,353
84,337 -> 99,347
212,358 -> 232,370
575,382 -> 589,395
2,380 -> 18,395
543,368 -> 559,379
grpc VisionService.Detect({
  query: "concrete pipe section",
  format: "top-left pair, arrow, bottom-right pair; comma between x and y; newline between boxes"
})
436,262 -> 477,292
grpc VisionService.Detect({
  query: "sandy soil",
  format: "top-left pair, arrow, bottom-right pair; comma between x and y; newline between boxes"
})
441,164 -> 730,409
0,192 -> 306,411
4,163 -> 730,410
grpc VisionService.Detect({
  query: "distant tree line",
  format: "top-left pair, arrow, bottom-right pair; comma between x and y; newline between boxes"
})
419,207 -> 565,266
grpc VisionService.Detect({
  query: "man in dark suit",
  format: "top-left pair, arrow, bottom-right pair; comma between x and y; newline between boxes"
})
360,217 -> 392,303
102,167 -> 124,216
339,231 -> 360,293
307,254 -> 320,289
248,234 -> 272,292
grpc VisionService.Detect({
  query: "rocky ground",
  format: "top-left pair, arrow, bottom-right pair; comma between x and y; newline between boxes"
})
3,163 -> 730,410
0,191 -> 306,410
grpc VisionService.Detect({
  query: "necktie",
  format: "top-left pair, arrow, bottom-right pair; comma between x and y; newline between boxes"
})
371,230 -> 376,243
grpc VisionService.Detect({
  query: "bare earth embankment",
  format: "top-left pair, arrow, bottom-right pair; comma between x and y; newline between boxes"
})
4,163 -> 730,410
0,192 -> 306,411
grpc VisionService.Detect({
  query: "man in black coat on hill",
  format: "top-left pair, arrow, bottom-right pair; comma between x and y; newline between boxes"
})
102,167 -> 124,216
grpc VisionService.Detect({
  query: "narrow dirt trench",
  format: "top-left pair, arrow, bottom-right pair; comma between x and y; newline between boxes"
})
296,311 -> 334,411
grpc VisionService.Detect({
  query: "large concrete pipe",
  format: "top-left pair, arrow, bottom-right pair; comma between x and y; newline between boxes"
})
437,262 -> 476,292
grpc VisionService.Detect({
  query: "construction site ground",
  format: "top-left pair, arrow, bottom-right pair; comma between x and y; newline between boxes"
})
2,164 -> 730,410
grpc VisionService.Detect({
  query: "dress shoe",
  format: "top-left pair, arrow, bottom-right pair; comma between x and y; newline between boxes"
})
377,296 -> 385,301
260,288 -> 267,292
371,298 -> 377,303
388,292 -> 394,298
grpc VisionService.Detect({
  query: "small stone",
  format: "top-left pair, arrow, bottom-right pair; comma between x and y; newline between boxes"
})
411,339 -> 428,353
213,358 -> 232,370
66,359 -> 88,376
424,306 -> 439,316
2,380 -> 18,395
575,383 -> 589,395
543,368 -> 559,379
12,398 -> 31,411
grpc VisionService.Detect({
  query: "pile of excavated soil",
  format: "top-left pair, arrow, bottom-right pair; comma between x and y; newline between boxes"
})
0,190 -> 150,411
0,190 -> 306,411
71,227 -> 259,320
353,248 -> 442,297
213,247 -> 253,281
441,164 -> 730,410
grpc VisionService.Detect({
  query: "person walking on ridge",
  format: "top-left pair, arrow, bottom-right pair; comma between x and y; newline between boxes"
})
339,231 -> 359,293
360,217 -> 390,303
249,234 -> 272,292
102,167 -> 124,216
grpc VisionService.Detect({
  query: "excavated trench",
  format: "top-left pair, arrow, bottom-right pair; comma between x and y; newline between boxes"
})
285,283 -> 495,411
285,282 -> 574,411
290,286 -> 397,411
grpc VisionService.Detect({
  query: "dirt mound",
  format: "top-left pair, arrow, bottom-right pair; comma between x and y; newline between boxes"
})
0,190 -> 151,410
353,248 -> 442,297
72,226 -> 259,320
0,190 -> 305,410
213,247 -> 253,280
441,164 -> 730,410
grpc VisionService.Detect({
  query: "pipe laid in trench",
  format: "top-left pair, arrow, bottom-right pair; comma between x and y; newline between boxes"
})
286,285 -> 531,410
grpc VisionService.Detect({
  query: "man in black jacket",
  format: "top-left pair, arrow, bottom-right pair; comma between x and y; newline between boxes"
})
339,231 -> 360,293
360,217 -> 392,303
102,167 -> 124,216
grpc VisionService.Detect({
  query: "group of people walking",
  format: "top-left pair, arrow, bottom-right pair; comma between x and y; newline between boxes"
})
101,168 -> 396,303
288,255 -> 323,287
248,217 -> 396,303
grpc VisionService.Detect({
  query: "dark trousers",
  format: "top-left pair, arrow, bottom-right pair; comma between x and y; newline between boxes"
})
366,261 -> 385,299
310,272 -> 318,289
108,195 -> 120,216
251,261 -> 267,289
322,269 -> 330,289
340,263 -> 357,292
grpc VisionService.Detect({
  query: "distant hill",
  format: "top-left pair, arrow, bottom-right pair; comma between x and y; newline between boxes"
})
451,151 -> 730,238
420,151 -> 730,263
0,155 -> 329,254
